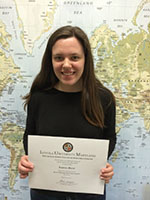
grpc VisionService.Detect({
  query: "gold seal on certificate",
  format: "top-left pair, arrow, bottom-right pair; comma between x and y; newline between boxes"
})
28,136 -> 109,195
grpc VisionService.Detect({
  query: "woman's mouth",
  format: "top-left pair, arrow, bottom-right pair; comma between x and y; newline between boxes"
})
61,72 -> 75,76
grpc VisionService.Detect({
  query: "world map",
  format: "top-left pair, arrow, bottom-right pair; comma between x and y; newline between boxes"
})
0,0 -> 150,199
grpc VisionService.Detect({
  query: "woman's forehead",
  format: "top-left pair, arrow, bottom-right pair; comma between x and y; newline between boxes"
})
52,37 -> 84,54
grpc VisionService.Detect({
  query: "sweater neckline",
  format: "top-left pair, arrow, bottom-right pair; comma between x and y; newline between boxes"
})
52,87 -> 82,95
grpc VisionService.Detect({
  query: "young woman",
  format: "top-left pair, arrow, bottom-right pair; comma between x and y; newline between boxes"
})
18,25 -> 116,200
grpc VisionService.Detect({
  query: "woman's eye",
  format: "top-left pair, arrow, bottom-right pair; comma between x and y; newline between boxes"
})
54,56 -> 63,61
71,56 -> 79,61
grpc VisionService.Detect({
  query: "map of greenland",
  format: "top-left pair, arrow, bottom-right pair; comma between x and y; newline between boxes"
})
14,0 -> 57,54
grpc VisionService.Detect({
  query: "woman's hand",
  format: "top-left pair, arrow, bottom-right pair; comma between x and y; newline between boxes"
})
18,155 -> 34,178
100,163 -> 114,184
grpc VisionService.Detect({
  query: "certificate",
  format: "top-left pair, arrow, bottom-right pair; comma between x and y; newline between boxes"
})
28,136 -> 109,194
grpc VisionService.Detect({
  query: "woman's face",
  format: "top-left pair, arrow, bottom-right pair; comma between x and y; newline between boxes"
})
52,37 -> 85,92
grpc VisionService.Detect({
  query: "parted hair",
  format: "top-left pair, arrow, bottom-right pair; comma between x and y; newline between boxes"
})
23,25 -> 115,128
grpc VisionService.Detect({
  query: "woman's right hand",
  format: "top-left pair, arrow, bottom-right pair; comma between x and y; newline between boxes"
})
18,155 -> 34,178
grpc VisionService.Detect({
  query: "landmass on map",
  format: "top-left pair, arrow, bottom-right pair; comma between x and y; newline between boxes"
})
0,123 -> 24,189
0,19 -> 23,189
14,0 -> 57,54
0,20 -> 21,96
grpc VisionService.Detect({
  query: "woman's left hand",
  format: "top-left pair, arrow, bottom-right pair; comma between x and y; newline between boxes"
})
100,163 -> 114,184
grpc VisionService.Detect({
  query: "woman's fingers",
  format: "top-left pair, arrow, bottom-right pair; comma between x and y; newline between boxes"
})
100,163 -> 114,183
20,173 -> 28,179
20,155 -> 34,168
18,155 -> 34,178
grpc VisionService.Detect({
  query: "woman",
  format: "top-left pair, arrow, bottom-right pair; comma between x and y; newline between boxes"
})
18,25 -> 116,200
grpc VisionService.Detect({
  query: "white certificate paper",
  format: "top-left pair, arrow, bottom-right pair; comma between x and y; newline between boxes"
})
28,136 -> 109,194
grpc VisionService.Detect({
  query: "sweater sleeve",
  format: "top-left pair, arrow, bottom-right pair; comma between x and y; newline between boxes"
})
102,91 -> 116,158
23,94 -> 37,155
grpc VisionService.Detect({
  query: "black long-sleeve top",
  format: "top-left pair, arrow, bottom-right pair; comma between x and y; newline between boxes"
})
23,87 -> 116,157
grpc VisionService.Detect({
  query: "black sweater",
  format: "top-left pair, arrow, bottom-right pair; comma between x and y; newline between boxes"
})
23,87 -> 116,157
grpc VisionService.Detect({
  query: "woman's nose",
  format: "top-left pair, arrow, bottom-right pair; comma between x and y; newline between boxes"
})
63,58 -> 71,68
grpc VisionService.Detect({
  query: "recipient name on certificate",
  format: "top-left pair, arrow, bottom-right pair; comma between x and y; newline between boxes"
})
28,136 -> 109,195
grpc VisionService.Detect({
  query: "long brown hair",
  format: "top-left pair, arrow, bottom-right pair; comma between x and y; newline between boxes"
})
23,25 -> 114,128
